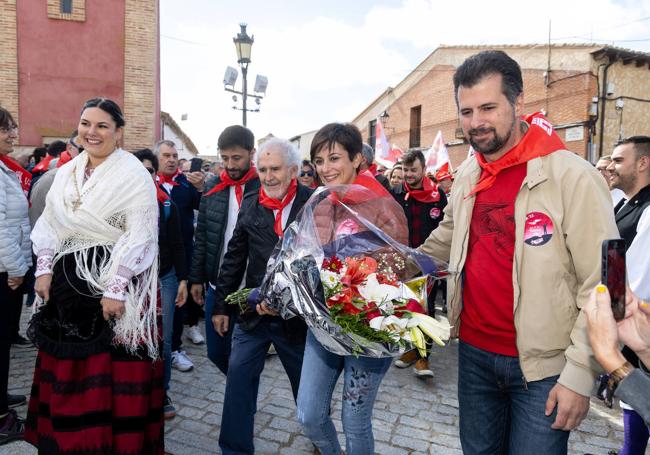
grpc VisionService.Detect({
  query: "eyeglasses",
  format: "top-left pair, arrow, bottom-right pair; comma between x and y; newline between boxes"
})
69,140 -> 84,153
300,170 -> 314,177
145,167 -> 156,174
0,125 -> 18,134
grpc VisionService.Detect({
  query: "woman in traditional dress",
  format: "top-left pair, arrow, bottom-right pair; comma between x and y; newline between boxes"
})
25,98 -> 164,454
296,123 -> 408,455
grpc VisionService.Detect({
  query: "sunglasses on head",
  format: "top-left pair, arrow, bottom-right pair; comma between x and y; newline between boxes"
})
300,170 -> 314,177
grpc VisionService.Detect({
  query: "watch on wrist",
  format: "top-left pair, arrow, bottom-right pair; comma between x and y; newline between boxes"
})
604,361 -> 635,408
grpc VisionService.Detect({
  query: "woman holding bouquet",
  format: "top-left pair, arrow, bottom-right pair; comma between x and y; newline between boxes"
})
297,123 -> 408,455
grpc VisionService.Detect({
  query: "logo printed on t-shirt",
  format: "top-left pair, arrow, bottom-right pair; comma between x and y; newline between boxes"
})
524,211 -> 553,246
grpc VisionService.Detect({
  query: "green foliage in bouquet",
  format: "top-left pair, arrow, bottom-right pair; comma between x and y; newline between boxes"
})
225,288 -> 254,313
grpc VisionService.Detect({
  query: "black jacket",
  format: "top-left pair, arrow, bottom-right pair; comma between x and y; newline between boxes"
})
158,199 -> 187,280
615,183 -> 650,252
213,183 -> 314,335
167,173 -> 202,267
391,182 -> 448,248
189,175 -> 260,286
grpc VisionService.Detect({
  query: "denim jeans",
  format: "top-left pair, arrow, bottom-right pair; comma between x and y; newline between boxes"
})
297,330 -> 392,455
204,285 -> 232,375
159,269 -> 179,391
219,318 -> 305,455
458,341 -> 570,455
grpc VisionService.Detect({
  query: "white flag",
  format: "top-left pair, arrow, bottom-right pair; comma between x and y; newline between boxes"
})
425,131 -> 450,173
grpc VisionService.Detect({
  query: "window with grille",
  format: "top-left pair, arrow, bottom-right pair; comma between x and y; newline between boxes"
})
368,119 -> 377,150
409,105 -> 421,148
60,0 -> 73,14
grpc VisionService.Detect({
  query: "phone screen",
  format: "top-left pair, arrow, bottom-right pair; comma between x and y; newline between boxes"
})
602,239 -> 626,321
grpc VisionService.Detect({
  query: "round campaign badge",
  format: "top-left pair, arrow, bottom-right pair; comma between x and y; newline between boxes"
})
524,211 -> 553,246
429,207 -> 441,219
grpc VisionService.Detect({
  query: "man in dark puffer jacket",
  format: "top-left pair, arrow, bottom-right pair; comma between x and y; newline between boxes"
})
189,125 -> 260,375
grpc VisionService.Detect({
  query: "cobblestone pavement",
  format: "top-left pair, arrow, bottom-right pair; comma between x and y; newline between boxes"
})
3,312 -> 646,455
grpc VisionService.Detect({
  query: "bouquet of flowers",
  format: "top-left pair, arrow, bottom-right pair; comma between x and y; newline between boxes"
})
251,184 -> 450,357
319,253 -> 449,356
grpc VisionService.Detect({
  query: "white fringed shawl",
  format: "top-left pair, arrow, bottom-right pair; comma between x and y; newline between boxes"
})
33,148 -> 160,358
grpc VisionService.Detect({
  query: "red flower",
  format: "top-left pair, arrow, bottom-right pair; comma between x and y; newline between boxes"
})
328,289 -> 364,315
376,273 -> 398,286
322,255 -> 344,273
341,256 -> 377,289
361,301 -> 381,320
395,299 -> 426,317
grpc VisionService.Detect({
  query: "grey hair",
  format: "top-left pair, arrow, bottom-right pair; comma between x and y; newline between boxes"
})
254,138 -> 301,170
153,140 -> 177,155
361,143 -> 375,165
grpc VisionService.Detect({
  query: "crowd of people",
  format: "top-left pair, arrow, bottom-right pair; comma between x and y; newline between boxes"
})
0,49 -> 649,455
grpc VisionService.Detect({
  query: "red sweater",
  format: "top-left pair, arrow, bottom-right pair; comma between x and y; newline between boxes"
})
459,163 -> 526,356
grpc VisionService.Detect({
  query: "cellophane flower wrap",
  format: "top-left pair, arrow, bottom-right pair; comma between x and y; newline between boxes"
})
259,183 -> 450,357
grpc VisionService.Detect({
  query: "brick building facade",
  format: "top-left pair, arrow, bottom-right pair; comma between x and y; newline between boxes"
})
0,0 -> 160,154
353,44 -> 650,168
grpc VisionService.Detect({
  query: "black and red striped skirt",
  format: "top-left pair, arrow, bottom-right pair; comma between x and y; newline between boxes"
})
24,250 -> 164,454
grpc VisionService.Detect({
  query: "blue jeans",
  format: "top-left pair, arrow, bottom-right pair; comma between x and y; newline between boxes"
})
204,285 -> 232,375
159,268 -> 178,392
219,318 -> 305,455
297,330 -> 392,455
458,341 -> 570,455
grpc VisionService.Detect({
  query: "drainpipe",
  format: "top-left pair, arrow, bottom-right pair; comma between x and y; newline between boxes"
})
598,57 -> 616,157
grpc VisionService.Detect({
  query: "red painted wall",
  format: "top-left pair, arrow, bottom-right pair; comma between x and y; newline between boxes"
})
17,0 -> 125,146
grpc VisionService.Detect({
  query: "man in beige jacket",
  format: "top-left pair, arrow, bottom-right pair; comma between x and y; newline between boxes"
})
418,50 -> 618,454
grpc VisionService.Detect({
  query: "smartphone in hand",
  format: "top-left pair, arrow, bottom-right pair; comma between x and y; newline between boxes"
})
189,157 -> 203,173
601,238 -> 626,321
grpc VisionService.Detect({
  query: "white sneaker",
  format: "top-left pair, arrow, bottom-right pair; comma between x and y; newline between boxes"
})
171,350 -> 194,372
185,325 -> 205,345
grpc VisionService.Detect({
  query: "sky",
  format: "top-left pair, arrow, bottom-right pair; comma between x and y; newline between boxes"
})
160,0 -> 650,155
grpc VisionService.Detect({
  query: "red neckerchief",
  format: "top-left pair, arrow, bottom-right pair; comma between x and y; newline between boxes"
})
258,179 -> 298,237
156,184 -> 170,203
330,170 -> 391,205
0,154 -> 32,198
310,181 -> 318,189
204,167 -> 258,207
468,112 -> 565,197
367,163 -> 379,176
56,151 -> 72,168
157,169 -> 181,187
404,176 -> 441,203
32,155 -> 53,174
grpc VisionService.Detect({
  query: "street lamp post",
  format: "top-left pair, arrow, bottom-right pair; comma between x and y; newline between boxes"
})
233,23 -> 253,126
223,23 -> 267,127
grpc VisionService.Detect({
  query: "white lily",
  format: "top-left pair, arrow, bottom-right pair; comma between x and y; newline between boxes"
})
359,273 -> 401,304
410,326 -> 427,357
369,315 -> 410,342
408,312 -> 451,347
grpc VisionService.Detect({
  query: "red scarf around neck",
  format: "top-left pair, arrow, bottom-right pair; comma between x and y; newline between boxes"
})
0,154 -> 32,198
157,169 -> 181,187
204,167 -> 258,207
156,184 -> 170,203
331,170 -> 391,205
468,112 -> 565,197
31,155 -> 53,174
404,176 -> 441,203
258,178 -> 298,237
56,151 -> 72,168
367,163 -> 379,176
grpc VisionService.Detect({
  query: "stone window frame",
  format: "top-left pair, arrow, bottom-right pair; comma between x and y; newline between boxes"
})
47,0 -> 85,22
